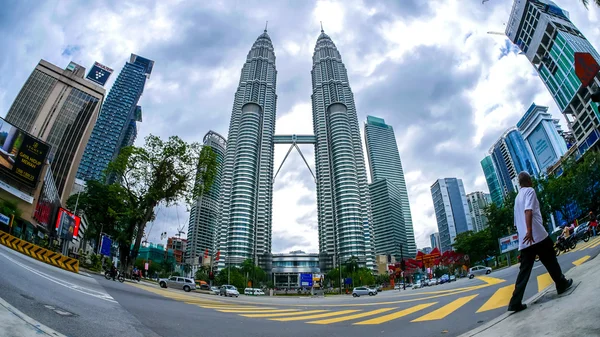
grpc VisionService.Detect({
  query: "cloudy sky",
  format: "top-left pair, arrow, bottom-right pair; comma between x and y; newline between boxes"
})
1,0 -> 599,253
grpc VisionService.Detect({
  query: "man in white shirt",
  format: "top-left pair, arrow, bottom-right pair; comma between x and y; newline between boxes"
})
508,172 -> 573,312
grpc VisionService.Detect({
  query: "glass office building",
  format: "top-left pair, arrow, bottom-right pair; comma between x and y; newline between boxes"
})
431,178 -> 473,252
481,155 -> 504,206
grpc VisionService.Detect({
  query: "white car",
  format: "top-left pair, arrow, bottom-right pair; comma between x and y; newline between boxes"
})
468,265 -> 492,279
209,286 -> 220,295
412,281 -> 423,289
219,285 -> 240,297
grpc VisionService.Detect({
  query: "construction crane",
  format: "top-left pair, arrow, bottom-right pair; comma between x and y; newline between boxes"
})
487,31 -> 505,36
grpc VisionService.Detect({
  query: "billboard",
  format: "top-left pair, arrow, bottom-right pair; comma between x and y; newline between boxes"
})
0,117 -> 50,188
85,62 -> 114,86
300,273 -> 313,287
499,233 -> 519,254
528,124 -> 557,172
55,208 -> 81,240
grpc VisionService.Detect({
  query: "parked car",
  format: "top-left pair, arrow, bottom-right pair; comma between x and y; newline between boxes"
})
449,275 -> 456,282
412,281 -> 423,289
244,288 -> 265,296
352,287 -> 377,297
219,285 -> 240,297
467,265 -> 492,279
440,275 -> 449,284
158,276 -> 196,292
209,286 -> 220,295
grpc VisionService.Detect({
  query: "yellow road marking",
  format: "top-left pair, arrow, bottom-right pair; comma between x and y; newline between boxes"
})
590,239 -> 600,249
308,308 -> 396,324
537,273 -> 553,292
412,295 -> 478,322
476,285 -> 513,313
218,309 -> 297,313
353,303 -> 437,325
573,255 -> 590,266
270,310 -> 360,322
241,310 -> 328,318
476,276 -> 506,285
198,305 -> 275,310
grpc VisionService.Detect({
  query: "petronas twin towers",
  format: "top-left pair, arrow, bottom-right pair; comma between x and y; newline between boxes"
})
216,28 -> 374,272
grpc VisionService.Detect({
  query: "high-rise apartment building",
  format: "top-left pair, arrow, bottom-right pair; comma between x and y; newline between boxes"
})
507,0 -> 600,158
517,103 -> 568,174
430,178 -> 473,252
77,54 -> 153,182
364,116 -> 416,258
312,29 -> 375,271
216,29 -> 277,271
481,156 -> 504,206
5,60 -> 105,204
186,131 -> 226,264
430,232 -> 441,250
467,192 -> 492,232
489,128 -> 538,197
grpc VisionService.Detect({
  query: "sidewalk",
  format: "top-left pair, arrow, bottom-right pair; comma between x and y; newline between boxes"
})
0,297 -> 65,337
461,254 -> 600,337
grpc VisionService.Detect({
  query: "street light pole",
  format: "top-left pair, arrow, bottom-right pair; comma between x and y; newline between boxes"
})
400,243 -> 405,290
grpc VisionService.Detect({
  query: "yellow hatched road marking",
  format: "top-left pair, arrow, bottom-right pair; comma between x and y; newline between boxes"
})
589,239 -> 600,249
475,276 -> 506,285
573,255 -> 590,266
537,273 -> 553,292
308,308 -> 396,324
476,285 -> 513,313
241,310 -> 328,318
572,240 -> 594,252
412,295 -> 478,322
270,310 -> 360,322
353,303 -> 437,325
219,309 -> 297,313
197,305 -> 273,309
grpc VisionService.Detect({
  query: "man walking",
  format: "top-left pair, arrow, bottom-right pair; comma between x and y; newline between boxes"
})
508,172 -> 573,312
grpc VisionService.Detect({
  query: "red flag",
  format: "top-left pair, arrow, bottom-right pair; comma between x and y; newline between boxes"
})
204,249 -> 209,259
215,251 -> 220,261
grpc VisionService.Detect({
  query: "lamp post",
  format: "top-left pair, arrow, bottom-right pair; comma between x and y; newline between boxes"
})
400,243 -> 406,290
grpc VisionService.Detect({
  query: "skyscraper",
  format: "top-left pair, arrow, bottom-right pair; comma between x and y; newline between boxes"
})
364,116 -> 416,258
481,155 -> 504,206
517,103 -> 568,175
430,178 -> 473,252
5,60 -> 105,204
507,0 -> 600,156
187,131 -> 226,265
216,29 -> 277,271
77,54 -> 154,182
467,191 -> 491,232
312,28 -> 375,271
430,232 -> 441,250
489,128 -> 538,197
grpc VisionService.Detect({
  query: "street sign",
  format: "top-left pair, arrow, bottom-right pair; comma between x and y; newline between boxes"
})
0,213 -> 9,225
300,273 -> 313,287
575,52 -> 600,88
499,233 -> 519,254
100,235 -> 112,256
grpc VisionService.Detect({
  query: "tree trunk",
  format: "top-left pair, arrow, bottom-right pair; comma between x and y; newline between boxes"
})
127,204 -> 156,272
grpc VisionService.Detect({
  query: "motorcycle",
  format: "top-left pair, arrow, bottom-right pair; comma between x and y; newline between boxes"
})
555,236 -> 577,256
104,269 -> 125,283
131,272 -> 141,282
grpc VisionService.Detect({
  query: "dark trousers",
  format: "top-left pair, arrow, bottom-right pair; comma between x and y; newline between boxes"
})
508,236 -> 568,309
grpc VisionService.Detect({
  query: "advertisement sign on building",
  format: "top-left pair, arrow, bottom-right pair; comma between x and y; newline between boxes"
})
528,124 -> 557,172
499,233 -> 519,254
54,208 -> 81,240
85,62 -> 114,87
0,213 -> 9,225
0,118 -> 50,188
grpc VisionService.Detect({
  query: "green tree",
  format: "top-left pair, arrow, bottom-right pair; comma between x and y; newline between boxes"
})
195,269 -> 209,282
452,230 -> 495,265
582,0 -> 600,9
107,135 -> 218,270
0,199 -> 22,219
345,256 -> 359,274
375,274 -> 389,286
215,267 -> 245,289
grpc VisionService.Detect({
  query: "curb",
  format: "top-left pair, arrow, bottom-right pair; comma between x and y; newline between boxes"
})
0,296 -> 66,337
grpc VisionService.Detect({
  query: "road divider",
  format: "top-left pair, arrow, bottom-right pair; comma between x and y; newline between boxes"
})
0,231 -> 79,273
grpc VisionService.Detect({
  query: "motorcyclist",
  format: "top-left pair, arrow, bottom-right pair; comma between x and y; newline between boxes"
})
110,264 -> 117,281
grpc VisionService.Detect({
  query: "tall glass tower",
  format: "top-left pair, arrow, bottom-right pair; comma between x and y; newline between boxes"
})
216,29 -> 277,271
431,178 -> 473,252
490,128 -> 538,197
76,54 -> 154,182
311,29 -> 375,271
507,0 -> 600,157
364,116 -> 416,258
480,155 -> 504,206
187,131 -> 226,265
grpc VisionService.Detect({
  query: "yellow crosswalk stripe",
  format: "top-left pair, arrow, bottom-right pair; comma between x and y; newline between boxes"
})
476,285 -> 513,313
241,310 -> 327,318
537,273 -> 553,292
573,255 -> 590,266
219,309 -> 298,313
270,310 -> 360,322
353,303 -> 437,325
572,240 -> 594,252
308,308 -> 396,324
589,239 -> 600,249
197,305 -> 273,309
476,276 -> 506,285
412,295 -> 478,322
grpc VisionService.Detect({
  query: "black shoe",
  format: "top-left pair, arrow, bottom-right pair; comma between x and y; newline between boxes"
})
507,303 -> 527,312
557,278 -> 573,295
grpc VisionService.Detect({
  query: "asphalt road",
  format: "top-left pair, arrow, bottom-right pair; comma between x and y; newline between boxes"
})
1,236 -> 599,337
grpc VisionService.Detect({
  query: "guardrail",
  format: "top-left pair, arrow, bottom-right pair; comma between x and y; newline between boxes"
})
0,231 -> 79,273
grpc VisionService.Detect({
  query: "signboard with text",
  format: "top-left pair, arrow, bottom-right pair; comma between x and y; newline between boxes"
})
55,208 -> 81,240
85,61 -> 114,86
528,124 -> 557,172
499,233 -> 519,254
0,117 -> 50,188
0,213 -> 9,225
300,273 -> 313,287
100,235 -> 112,256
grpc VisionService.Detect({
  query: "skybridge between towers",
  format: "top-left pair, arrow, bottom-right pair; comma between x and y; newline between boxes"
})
272,134 -> 316,183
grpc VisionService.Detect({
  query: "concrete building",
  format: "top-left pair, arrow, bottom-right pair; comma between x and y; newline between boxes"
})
272,251 -> 320,289
467,192 -> 492,232
365,116 -> 416,259
138,243 -> 175,266
430,232 -> 441,250
430,178 -> 473,252
77,54 -> 152,182
186,131 -> 226,265
421,247 -> 432,255
167,237 -> 187,264
517,103 -> 568,175
5,60 -> 105,204
507,0 -> 600,161
481,155 -> 504,206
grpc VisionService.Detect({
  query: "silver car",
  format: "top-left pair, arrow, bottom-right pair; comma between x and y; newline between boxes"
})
158,276 -> 196,292
352,287 -> 376,297
219,285 -> 240,297
468,265 -> 492,279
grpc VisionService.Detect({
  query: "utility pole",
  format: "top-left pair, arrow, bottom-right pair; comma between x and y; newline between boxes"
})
400,244 -> 406,290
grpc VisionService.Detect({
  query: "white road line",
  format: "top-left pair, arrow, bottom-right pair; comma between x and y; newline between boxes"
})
0,252 -> 117,303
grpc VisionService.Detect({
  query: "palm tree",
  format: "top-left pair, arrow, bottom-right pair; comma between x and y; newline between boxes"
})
582,0 -> 600,8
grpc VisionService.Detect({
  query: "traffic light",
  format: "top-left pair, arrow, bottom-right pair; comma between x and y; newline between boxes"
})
400,259 -> 406,271
209,272 -> 214,280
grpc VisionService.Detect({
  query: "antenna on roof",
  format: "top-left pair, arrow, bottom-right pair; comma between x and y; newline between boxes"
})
264,21 -> 268,32
320,21 -> 324,32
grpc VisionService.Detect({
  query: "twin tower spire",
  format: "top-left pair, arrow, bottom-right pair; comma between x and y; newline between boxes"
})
216,24 -> 374,273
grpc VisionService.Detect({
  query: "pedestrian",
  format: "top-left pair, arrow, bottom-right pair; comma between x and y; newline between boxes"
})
508,172 -> 573,312
589,212 -> 598,237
